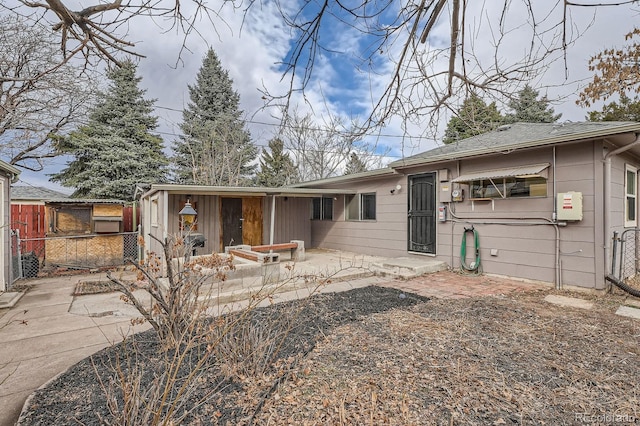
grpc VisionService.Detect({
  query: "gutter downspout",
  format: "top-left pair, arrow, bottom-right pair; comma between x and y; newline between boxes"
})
604,134 -> 640,284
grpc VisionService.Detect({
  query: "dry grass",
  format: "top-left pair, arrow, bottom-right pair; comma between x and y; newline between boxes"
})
255,292 -> 640,425
18,284 -> 640,425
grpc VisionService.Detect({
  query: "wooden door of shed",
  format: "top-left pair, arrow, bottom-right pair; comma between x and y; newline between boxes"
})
241,197 -> 263,246
220,197 -> 263,249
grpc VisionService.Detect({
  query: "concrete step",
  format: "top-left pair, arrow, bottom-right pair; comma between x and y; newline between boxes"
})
371,257 -> 448,279
199,268 -> 377,306
0,291 -> 26,309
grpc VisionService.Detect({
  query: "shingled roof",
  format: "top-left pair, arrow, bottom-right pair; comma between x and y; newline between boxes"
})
390,121 -> 640,168
11,186 -> 70,201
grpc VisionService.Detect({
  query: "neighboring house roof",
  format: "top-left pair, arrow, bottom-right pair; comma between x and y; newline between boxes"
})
45,199 -> 126,205
289,168 -> 399,188
0,160 -> 20,181
11,186 -> 70,201
390,121 -> 640,169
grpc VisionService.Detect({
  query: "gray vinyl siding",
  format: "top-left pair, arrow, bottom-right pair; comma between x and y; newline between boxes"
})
309,176 -> 409,257
427,143 -> 604,288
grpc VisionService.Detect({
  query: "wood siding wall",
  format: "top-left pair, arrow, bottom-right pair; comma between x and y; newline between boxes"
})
144,194 -> 313,256
263,197 -> 312,246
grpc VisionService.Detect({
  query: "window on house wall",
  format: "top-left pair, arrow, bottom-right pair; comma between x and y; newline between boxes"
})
625,164 -> 637,227
470,176 -> 547,199
346,193 -> 377,220
311,197 -> 333,220
151,196 -> 159,227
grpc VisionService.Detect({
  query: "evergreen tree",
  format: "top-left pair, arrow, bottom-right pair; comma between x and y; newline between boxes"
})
256,138 -> 299,187
588,94 -> 640,122
443,93 -> 504,144
344,152 -> 368,175
51,61 -> 167,201
504,85 -> 561,123
173,49 -> 257,186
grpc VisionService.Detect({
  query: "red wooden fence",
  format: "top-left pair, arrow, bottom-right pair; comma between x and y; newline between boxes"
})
123,205 -> 140,232
11,204 -> 46,256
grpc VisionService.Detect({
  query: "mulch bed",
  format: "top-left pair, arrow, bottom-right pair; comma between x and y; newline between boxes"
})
19,286 -> 640,425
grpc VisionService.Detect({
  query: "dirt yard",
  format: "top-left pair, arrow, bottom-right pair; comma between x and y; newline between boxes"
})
18,285 -> 640,425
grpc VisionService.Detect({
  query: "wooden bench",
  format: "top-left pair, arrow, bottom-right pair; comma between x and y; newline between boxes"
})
251,241 -> 305,261
228,248 -> 279,264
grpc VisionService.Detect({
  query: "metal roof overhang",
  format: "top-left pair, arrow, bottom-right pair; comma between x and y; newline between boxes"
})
451,163 -> 550,183
141,185 -> 356,199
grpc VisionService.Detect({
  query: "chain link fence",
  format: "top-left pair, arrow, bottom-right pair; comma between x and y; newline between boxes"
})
611,229 -> 640,283
12,231 -> 139,280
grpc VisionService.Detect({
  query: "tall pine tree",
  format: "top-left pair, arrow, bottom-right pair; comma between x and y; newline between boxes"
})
344,152 -> 367,175
51,61 -> 167,200
504,85 -> 561,123
443,93 -> 504,144
588,94 -> 640,122
256,138 -> 299,187
173,49 -> 257,186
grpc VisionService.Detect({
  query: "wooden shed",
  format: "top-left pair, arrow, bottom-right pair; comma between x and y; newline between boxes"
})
44,199 -> 127,268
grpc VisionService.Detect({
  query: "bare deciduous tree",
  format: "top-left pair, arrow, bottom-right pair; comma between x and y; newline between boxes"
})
280,109 -> 387,181
5,0 -> 637,137
0,15 -> 94,171
578,27 -> 640,107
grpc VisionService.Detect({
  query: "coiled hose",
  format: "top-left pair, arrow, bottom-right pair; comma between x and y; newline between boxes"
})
460,226 -> 481,273
605,274 -> 640,298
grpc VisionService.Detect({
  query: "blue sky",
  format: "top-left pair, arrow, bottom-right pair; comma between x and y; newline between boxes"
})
10,0 -> 640,192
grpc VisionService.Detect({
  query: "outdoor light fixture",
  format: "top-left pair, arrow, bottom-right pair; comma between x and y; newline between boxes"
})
179,199 -> 197,232
390,184 -> 402,195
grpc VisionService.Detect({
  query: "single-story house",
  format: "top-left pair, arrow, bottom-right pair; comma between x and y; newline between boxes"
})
140,121 -> 640,291
0,160 -> 21,291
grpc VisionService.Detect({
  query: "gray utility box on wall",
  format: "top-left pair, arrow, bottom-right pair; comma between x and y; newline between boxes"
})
556,192 -> 583,221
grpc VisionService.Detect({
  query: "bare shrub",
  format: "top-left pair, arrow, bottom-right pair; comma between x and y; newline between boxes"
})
107,234 -> 235,348
98,233 -> 350,425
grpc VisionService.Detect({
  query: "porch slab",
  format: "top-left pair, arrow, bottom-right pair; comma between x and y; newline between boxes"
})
0,291 -> 26,309
544,295 -> 593,310
372,257 -> 448,279
616,305 -> 640,320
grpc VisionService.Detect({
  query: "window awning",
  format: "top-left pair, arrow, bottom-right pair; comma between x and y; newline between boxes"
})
451,163 -> 550,183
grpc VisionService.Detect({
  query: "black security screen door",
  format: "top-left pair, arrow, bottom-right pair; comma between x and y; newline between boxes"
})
408,173 -> 436,254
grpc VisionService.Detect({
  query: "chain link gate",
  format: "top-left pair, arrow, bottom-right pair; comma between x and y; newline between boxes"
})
608,229 -> 640,297
10,229 -> 23,285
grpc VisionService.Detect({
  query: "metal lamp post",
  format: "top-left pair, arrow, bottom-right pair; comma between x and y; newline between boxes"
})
178,200 -> 197,233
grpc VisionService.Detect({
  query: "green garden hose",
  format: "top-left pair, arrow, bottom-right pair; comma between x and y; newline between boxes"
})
460,226 -> 481,273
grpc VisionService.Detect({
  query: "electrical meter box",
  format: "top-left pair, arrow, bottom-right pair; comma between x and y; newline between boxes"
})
451,187 -> 464,202
557,192 -> 583,221
439,182 -> 452,203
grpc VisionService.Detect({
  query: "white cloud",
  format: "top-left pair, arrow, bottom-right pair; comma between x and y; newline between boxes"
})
4,0 -> 640,190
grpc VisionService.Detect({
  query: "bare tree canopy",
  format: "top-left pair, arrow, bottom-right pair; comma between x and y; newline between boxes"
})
578,27 -> 640,107
280,109 -> 387,181
0,15 -> 94,171
4,0 -> 638,135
